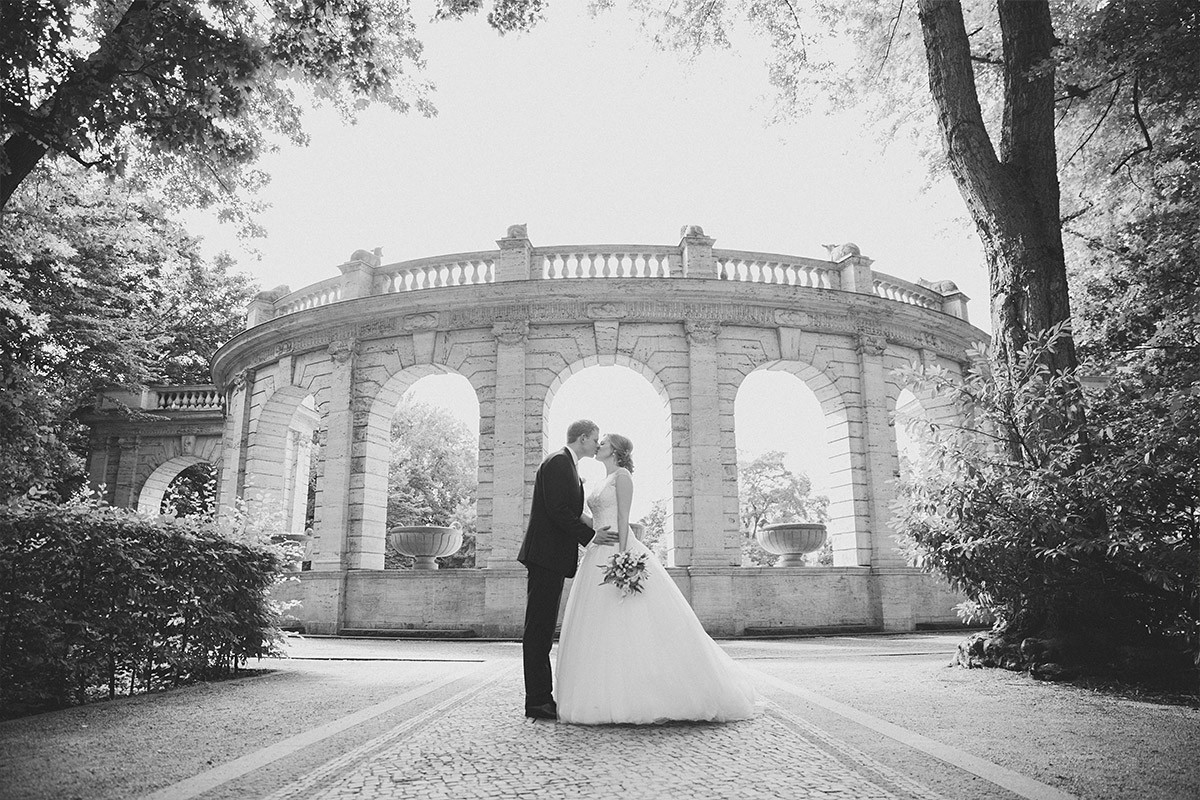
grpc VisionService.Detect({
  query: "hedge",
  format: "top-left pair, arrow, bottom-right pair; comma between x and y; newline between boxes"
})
0,497 -> 284,714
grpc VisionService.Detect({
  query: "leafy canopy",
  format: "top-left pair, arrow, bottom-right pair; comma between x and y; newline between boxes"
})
1,0 -> 435,211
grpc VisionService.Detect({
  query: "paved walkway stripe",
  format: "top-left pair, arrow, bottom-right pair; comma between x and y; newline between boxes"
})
261,663 -> 519,800
138,660 -> 496,800
749,668 -> 1077,800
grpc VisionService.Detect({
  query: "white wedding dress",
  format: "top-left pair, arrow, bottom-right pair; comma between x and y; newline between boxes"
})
555,469 -> 758,724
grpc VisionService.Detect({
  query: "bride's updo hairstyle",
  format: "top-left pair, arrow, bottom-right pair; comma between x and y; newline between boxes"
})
606,434 -> 635,473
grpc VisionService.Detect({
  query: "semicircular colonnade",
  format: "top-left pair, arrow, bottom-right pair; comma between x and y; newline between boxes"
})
88,226 -> 985,637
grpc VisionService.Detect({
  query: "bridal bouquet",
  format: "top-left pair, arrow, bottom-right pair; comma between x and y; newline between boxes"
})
599,550 -> 649,597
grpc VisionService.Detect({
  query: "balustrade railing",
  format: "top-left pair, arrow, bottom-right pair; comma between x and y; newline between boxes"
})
376,251 -> 496,293
151,385 -> 225,411
274,276 -> 344,317
872,275 -> 944,310
714,250 -> 840,289
535,246 -> 678,279
249,228 -> 969,327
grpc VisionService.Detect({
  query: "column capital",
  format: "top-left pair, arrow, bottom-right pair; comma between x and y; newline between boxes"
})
327,338 -> 358,364
856,333 -> 888,357
492,319 -> 529,345
685,320 -> 720,344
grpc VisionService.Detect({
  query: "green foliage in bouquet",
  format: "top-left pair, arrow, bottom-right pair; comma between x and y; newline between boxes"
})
599,551 -> 649,597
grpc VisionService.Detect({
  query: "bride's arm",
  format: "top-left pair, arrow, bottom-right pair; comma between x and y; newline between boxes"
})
614,470 -> 634,551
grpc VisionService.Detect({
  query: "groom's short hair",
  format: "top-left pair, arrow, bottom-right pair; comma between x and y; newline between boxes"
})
566,419 -> 599,443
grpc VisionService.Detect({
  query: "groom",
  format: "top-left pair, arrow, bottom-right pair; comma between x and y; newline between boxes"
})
518,419 -> 616,720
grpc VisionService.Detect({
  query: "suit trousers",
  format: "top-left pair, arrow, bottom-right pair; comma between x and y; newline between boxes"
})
522,562 -> 565,708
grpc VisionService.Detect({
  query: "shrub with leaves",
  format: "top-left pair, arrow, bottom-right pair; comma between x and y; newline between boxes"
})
0,494 -> 285,716
893,323 -> 1199,678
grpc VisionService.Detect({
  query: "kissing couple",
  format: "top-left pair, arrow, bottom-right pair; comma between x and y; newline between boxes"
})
517,419 -> 757,725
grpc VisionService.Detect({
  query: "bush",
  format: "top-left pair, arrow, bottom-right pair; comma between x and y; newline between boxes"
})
0,495 -> 285,716
893,325 -> 1199,676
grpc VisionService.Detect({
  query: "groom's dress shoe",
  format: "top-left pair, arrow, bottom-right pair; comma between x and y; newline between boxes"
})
525,702 -> 558,720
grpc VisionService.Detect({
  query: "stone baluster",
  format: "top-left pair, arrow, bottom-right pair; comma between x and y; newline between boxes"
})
679,225 -> 718,279
496,224 -> 533,281
338,248 -> 382,300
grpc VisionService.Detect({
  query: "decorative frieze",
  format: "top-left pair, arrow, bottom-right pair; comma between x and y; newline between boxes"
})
401,312 -> 439,332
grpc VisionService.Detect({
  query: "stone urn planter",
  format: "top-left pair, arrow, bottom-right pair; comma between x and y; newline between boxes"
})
756,522 -> 827,567
386,525 -> 463,570
270,532 -> 310,573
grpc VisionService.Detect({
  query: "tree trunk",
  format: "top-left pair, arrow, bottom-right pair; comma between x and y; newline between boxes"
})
916,0 -> 1077,376
1,0 -> 157,210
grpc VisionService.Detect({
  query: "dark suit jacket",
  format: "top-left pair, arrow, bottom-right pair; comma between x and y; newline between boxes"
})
518,447 -> 596,578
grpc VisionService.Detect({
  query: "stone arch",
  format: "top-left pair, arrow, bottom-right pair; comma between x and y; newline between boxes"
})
244,384 -> 320,523
742,358 -> 859,564
136,455 -> 210,515
354,363 -> 481,567
540,353 -> 672,452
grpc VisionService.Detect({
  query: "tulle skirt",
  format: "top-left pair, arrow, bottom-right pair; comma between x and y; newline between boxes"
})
555,536 -> 757,725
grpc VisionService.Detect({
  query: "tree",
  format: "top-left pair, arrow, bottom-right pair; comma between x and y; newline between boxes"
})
0,162 -> 257,499
1,0 -> 435,212
385,397 -> 478,568
637,497 -> 670,562
737,450 -> 829,566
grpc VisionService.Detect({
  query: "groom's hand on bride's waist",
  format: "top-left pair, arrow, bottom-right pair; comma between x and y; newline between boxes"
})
593,525 -> 618,545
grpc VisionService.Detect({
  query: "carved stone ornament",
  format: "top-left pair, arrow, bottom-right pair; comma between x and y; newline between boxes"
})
505,223 -> 528,239
274,340 -> 293,356
180,434 -> 196,456
585,302 -> 627,320
856,333 -> 888,356
773,309 -> 812,328
327,338 -> 357,363
685,320 -> 720,344
232,368 -> 252,390
402,312 -> 439,332
492,320 -> 529,345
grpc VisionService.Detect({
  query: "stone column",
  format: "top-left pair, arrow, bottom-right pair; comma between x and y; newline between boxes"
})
855,332 -> 904,569
679,226 -> 718,279
216,370 -> 251,514
311,338 -> 364,570
113,436 -> 140,509
681,320 -> 736,567
495,225 -> 533,282
485,320 -> 530,567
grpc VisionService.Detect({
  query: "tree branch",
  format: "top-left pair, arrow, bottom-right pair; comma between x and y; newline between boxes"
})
1064,77 -> 1121,167
877,0 -> 907,77
1111,71 -> 1153,174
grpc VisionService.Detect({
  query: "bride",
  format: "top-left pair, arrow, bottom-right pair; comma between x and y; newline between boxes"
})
555,433 -> 758,724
